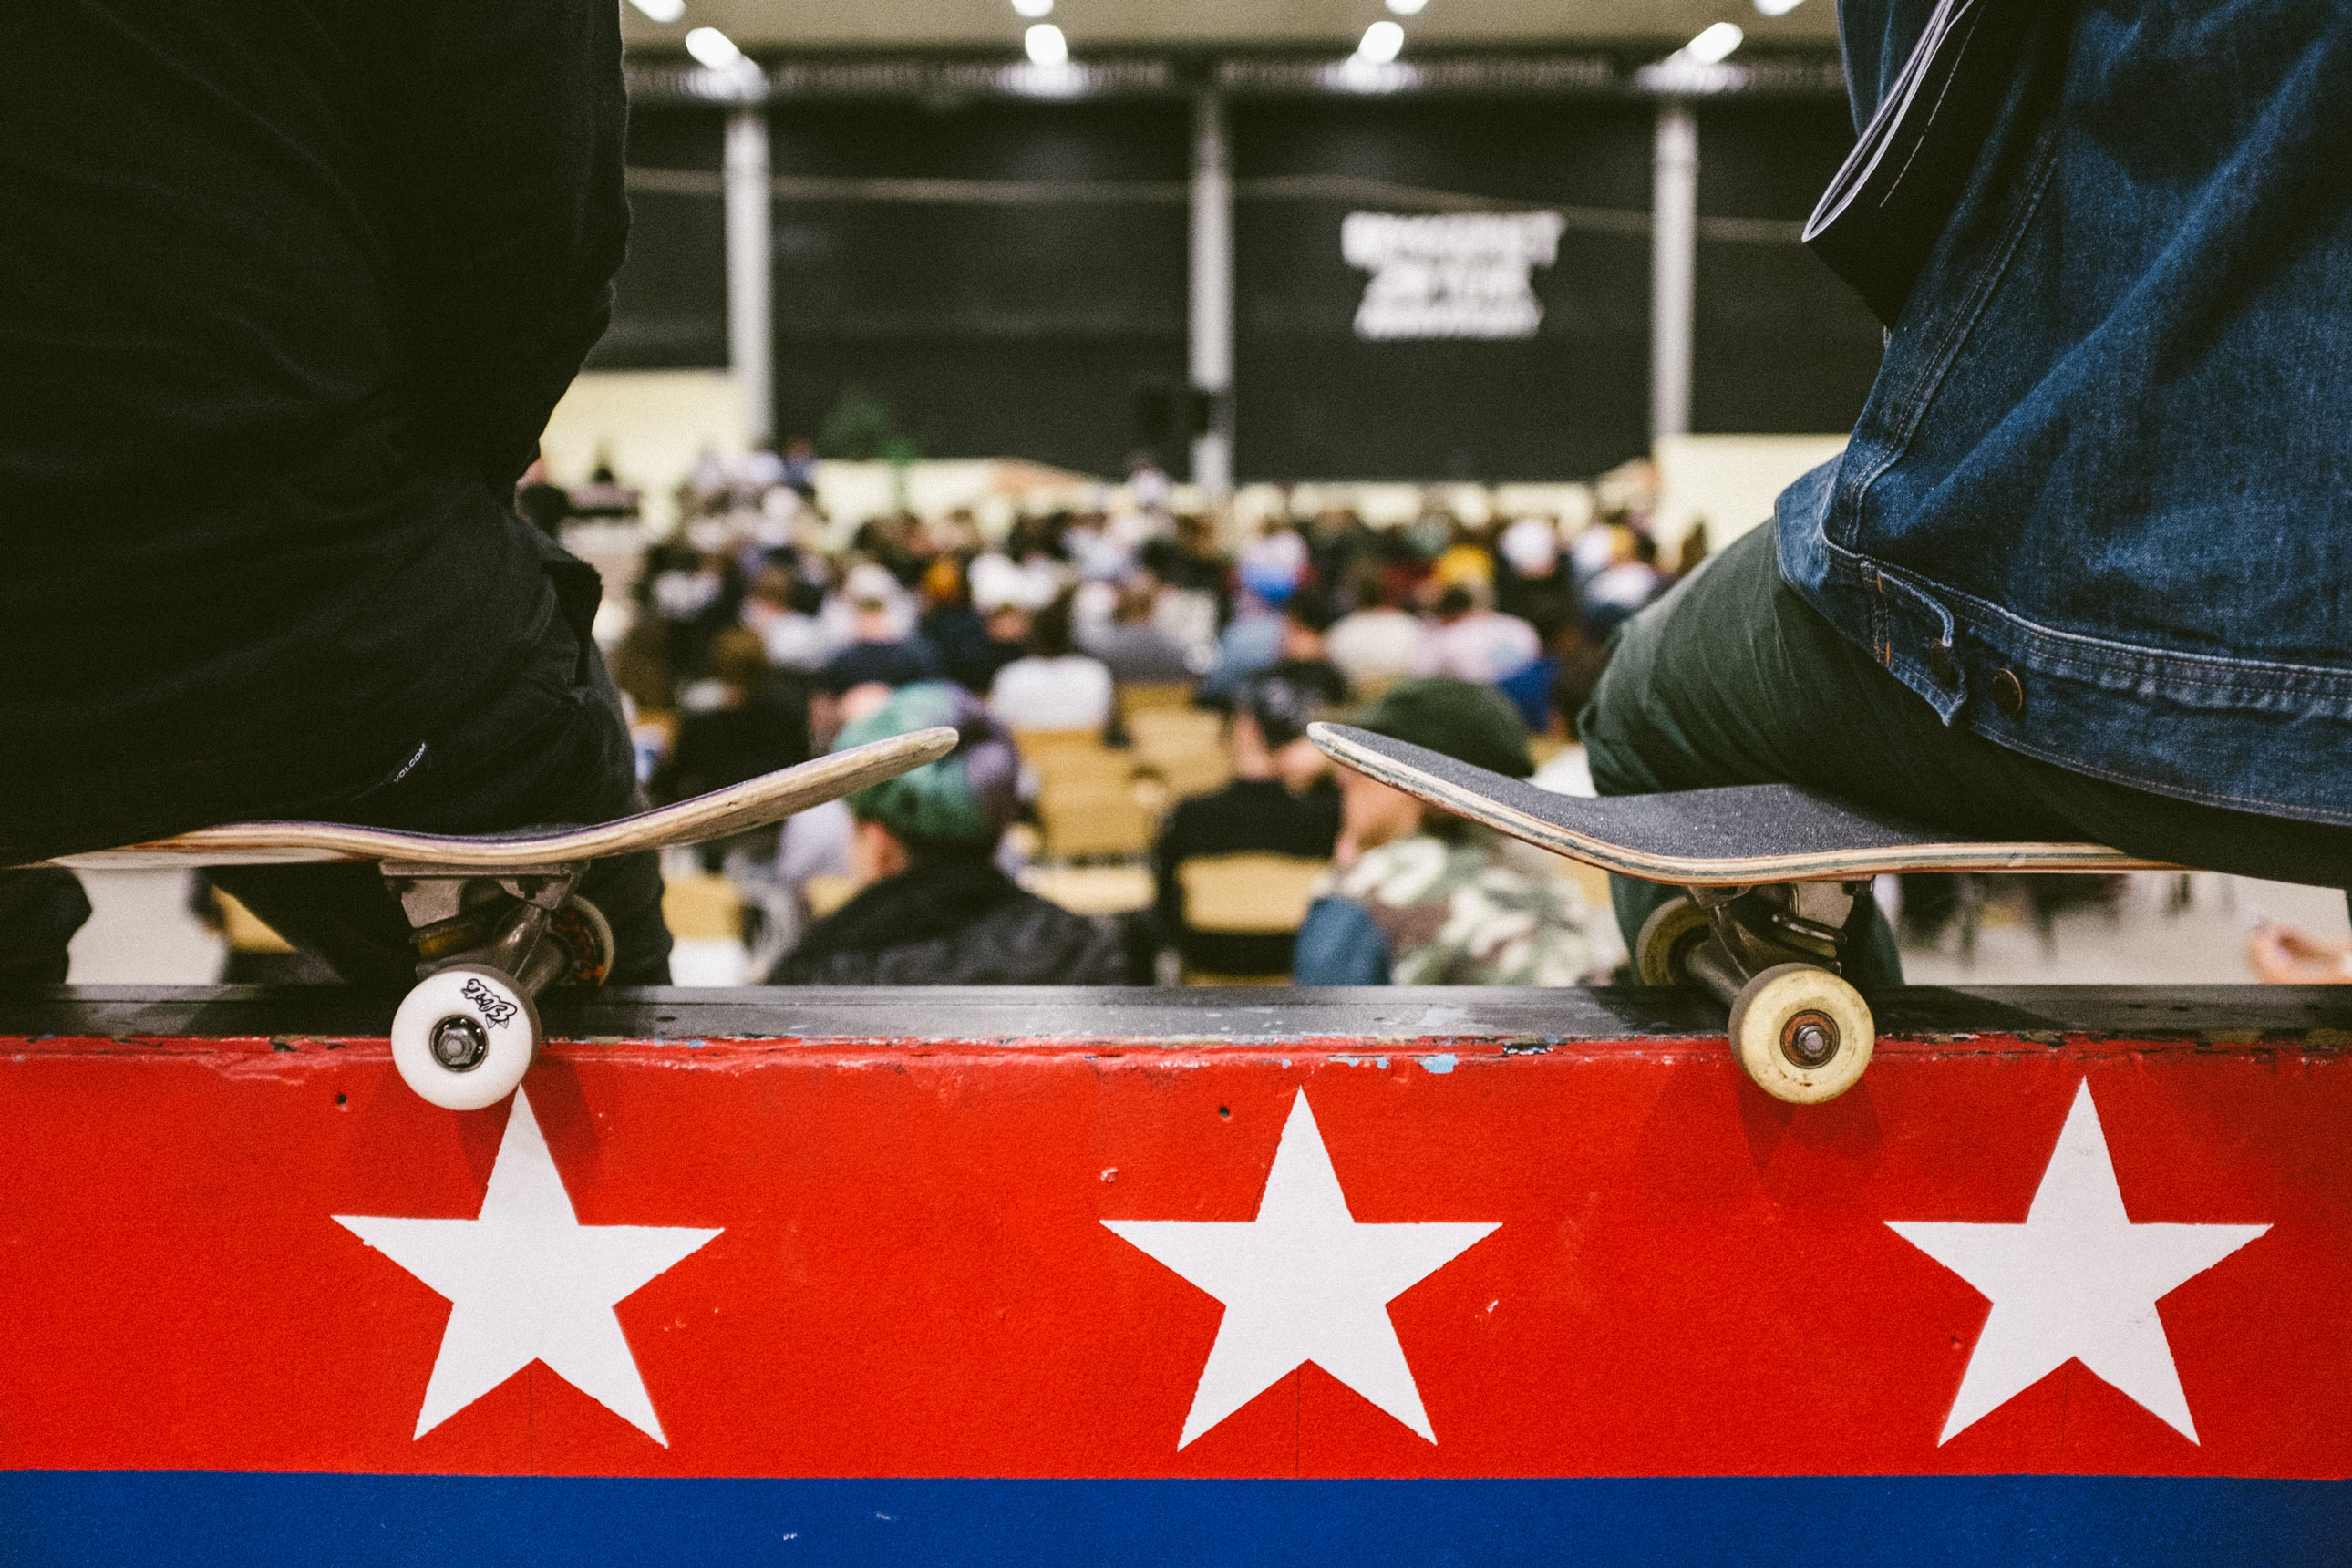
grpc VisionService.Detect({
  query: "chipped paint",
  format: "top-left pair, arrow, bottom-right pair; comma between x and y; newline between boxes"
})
1419,1054 -> 1460,1074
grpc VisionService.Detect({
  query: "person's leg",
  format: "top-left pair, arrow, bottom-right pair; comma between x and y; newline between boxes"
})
1580,522 -> 2352,985
211,593 -> 670,991
0,868 -> 92,985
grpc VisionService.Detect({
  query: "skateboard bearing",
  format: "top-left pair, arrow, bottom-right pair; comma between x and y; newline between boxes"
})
429,1016 -> 490,1073
1781,1011 -> 1840,1069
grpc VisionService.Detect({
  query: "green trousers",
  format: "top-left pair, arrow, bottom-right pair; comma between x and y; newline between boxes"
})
1579,523 -> 2352,987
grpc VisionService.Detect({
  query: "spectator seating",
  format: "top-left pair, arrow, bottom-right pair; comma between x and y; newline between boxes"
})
802,873 -> 859,922
1036,769 -> 1155,860
1173,851 -> 1330,984
1127,708 -> 1231,798
663,871 -> 744,943
1117,679 -> 1196,717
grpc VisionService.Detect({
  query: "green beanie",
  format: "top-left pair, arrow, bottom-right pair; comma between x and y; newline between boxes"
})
1347,675 -> 1533,779
834,683 -> 1019,851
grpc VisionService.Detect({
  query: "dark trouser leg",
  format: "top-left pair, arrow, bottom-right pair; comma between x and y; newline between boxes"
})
0,868 -> 93,986
1580,522 -> 2352,987
210,594 -> 670,992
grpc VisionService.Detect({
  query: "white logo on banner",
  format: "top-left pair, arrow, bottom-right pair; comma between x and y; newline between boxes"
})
1342,211 -> 1567,341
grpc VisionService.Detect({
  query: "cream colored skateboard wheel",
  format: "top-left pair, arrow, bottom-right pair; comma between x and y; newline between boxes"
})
1728,962 -> 1874,1104
390,965 -> 540,1110
1635,894 -> 1712,987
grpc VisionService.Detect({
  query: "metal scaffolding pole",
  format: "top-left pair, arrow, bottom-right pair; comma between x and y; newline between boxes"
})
1188,88 -> 1234,498
1650,99 -> 1697,445
725,105 -> 774,449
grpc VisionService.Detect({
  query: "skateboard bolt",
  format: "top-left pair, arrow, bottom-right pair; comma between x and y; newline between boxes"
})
430,1016 -> 490,1073
1782,1011 -> 1840,1070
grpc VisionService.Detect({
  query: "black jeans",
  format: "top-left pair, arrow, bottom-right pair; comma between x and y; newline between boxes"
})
0,583 -> 669,991
1581,523 -> 2352,987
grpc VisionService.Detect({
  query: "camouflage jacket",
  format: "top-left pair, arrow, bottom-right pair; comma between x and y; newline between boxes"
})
1313,827 -> 1597,985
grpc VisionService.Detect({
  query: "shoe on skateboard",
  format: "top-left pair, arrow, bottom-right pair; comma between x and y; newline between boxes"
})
29,727 -> 958,1109
1309,721 -> 2176,1105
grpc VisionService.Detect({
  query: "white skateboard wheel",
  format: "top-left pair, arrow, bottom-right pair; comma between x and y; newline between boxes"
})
390,965 -> 540,1110
1635,895 -> 1712,987
1728,962 -> 1874,1105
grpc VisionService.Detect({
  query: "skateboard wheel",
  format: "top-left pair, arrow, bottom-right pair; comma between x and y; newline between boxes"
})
1727,963 -> 1874,1105
549,894 -> 615,986
1635,895 -> 1713,987
390,965 -> 540,1110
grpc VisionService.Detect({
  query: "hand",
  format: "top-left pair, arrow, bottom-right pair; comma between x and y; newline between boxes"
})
2246,921 -> 2352,985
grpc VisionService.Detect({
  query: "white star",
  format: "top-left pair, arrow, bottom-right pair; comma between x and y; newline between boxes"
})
335,1089 -> 721,1444
1889,1079 -> 2267,1445
1103,1089 -> 1497,1447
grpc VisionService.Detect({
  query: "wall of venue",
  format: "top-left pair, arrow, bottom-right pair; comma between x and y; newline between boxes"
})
593,82 -> 1882,483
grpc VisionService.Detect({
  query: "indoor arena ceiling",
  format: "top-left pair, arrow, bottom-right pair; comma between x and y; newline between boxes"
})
619,0 -> 1839,55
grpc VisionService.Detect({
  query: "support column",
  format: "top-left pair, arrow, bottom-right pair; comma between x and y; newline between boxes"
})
1650,99 -> 1697,446
1188,88 -> 1234,498
725,104 -> 774,449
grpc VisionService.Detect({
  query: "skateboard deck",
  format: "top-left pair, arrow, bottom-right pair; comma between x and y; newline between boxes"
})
1308,723 -> 2175,886
35,728 -> 959,872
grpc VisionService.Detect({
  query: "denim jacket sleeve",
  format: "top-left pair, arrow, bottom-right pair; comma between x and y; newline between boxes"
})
1780,2 -> 2352,827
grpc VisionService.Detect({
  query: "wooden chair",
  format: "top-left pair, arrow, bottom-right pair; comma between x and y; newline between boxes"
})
1023,741 -> 1135,791
217,892 -> 293,955
1172,853 -> 1332,985
1026,864 -> 1155,915
1176,852 -> 1330,934
801,873 -> 861,922
1013,729 -> 1133,796
1129,709 -> 1231,797
662,872 -> 744,942
1037,775 -> 1155,860
1012,727 -> 1110,768
1117,679 -> 1196,717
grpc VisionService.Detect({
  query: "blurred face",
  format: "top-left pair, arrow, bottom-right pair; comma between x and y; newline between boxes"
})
1334,767 -> 1425,864
1228,711 -> 1274,779
1273,736 -> 1328,796
851,818 -> 913,884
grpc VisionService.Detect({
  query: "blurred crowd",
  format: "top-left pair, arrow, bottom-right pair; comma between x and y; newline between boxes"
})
516,448 -> 1714,989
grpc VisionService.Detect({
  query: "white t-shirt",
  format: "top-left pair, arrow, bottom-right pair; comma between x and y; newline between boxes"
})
1412,611 -> 1542,684
1325,608 -> 1426,686
989,655 -> 1115,731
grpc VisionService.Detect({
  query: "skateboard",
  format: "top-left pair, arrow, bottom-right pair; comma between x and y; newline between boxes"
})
1309,722 -> 2176,1105
33,727 -> 958,1110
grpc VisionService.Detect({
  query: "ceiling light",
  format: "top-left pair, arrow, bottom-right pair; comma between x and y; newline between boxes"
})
1025,23 -> 1068,66
1012,0 -> 1054,16
1687,22 -> 1744,63
1753,0 -> 1807,13
683,26 -> 741,68
1357,20 -> 1405,64
1386,0 -> 1429,14
628,0 -> 685,21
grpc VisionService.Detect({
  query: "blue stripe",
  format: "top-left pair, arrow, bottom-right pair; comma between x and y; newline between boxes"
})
2,1472 -> 2344,1567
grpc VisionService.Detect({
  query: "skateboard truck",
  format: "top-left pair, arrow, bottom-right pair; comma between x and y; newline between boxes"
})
1637,882 -> 1876,1104
380,861 -> 614,1110
1304,722 -> 2178,1111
